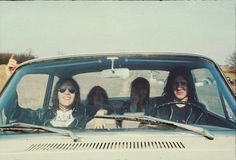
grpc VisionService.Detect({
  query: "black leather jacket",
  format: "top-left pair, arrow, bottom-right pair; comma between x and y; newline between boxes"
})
6,104 -> 87,129
150,96 -> 207,124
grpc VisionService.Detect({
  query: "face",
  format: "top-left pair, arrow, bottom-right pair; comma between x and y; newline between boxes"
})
93,89 -> 105,105
131,85 -> 146,104
58,81 -> 76,110
172,76 -> 188,101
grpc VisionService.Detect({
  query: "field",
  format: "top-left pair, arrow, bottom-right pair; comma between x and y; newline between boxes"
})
0,65 -> 7,91
221,66 -> 236,80
221,66 -> 236,91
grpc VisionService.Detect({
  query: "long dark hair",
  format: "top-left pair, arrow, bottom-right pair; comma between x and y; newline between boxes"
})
52,78 -> 80,109
163,66 -> 197,102
131,77 -> 150,103
86,86 -> 109,105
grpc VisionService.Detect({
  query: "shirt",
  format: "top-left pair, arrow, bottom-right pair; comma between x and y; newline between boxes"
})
50,109 -> 75,127
170,105 -> 188,123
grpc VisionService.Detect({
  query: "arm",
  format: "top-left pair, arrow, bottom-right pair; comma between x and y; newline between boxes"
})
5,55 -> 18,79
91,104 -> 113,129
5,97 -> 45,125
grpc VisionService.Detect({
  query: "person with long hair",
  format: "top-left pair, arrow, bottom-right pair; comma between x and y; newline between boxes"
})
121,77 -> 150,115
6,78 -> 87,128
151,66 -> 207,124
86,86 -> 113,120
85,86 -> 113,129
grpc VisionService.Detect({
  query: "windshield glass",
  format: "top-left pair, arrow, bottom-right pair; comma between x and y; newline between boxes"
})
0,55 -> 235,131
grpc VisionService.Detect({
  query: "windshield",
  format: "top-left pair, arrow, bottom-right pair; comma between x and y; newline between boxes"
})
0,55 -> 235,132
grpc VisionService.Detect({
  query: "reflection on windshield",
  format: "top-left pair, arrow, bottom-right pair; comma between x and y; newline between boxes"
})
1,66 -> 235,131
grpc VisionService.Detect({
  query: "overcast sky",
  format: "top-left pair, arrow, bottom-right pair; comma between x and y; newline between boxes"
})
0,1 -> 235,65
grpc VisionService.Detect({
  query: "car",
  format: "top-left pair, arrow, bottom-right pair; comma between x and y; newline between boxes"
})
0,53 -> 235,160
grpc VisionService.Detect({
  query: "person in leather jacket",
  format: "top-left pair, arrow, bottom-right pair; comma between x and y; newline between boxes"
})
6,78 -> 87,129
151,66 -> 207,124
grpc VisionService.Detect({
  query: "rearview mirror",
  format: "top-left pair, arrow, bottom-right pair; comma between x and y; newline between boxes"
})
101,68 -> 130,79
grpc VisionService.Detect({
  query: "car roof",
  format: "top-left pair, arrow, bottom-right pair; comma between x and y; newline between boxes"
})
19,52 -> 215,67
14,52 -> 219,78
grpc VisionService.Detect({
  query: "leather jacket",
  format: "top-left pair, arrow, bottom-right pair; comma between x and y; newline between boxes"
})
150,96 -> 207,124
6,103 -> 87,129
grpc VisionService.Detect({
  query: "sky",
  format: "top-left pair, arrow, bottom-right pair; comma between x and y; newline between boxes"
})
0,1 -> 235,65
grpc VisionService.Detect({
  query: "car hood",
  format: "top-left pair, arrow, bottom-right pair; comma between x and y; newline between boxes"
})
0,127 -> 235,160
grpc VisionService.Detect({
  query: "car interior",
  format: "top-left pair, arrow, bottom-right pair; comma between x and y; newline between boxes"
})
1,55 -> 235,129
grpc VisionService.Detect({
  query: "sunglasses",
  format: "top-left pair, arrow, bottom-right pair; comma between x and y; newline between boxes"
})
58,88 -> 76,94
173,81 -> 187,86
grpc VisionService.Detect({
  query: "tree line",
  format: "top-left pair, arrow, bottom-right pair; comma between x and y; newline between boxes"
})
225,51 -> 236,67
0,53 -> 36,64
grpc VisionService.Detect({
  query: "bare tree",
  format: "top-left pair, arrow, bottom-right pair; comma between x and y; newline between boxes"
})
225,51 -> 236,67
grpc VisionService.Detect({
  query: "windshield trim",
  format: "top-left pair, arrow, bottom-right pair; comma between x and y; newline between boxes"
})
0,123 -> 79,142
95,115 -> 215,140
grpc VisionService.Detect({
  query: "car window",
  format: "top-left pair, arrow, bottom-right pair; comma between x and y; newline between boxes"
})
74,70 -> 169,100
192,68 -> 225,118
17,74 -> 49,109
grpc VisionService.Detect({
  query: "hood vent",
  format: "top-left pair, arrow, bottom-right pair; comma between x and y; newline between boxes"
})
26,141 -> 185,151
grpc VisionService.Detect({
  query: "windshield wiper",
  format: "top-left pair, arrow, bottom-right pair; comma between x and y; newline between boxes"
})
95,115 -> 215,140
0,123 -> 79,142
